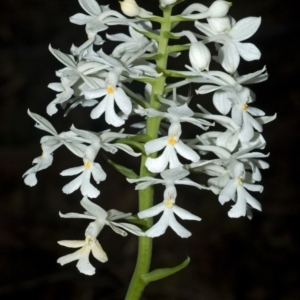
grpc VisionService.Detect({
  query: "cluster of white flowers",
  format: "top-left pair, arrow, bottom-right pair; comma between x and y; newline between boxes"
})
24,0 -> 274,277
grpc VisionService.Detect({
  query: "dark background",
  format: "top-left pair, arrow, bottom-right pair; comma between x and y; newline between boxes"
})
0,0 -> 299,299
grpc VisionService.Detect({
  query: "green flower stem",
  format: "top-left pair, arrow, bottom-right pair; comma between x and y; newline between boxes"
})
124,5 -> 173,300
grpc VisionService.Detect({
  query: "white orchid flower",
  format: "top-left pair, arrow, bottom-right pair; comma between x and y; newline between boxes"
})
59,196 -> 144,236
84,67 -> 132,127
61,138 -> 106,198
107,24 -> 155,59
138,185 -> 201,238
145,122 -> 200,173
195,17 -> 261,73
23,150 -> 53,187
219,160 -> 263,218
70,0 -> 131,36
57,234 -> 108,276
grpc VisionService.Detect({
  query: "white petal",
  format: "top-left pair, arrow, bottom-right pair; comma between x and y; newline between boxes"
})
79,0 -> 101,16
216,131 -> 239,152
219,180 -> 236,204
76,248 -> 95,275
145,210 -> 169,238
58,240 -> 86,248
60,166 -> 85,176
173,205 -> 201,221
229,17 -> 261,41
84,88 -> 107,99
219,42 -> 240,73
175,141 -> 200,162
80,196 -> 107,219
243,183 -> 263,193
228,189 -> 247,218
243,188 -> 262,211
105,94 -> 124,127
62,174 -> 83,194
111,222 -> 145,236
168,211 -> 191,238
247,107 -> 265,117
57,248 -> 84,266
92,241 -> 108,262
168,147 -> 182,169
144,137 -> 168,155
114,88 -> 132,115
59,211 -> 96,220
90,98 -> 106,119
161,167 -> 189,181
92,163 -> 107,183
80,170 -> 100,198
213,90 -> 232,115
145,147 -> 170,173
69,13 -> 94,25
138,203 -> 164,219
24,173 -> 38,187
231,105 -> 243,127
235,42 -> 261,61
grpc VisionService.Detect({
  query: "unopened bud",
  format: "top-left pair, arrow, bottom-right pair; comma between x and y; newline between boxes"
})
119,0 -> 141,17
208,0 -> 232,18
189,42 -> 211,72
160,0 -> 177,8
208,16 -> 231,32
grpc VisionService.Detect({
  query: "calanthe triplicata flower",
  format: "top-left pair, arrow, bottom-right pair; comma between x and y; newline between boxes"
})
57,235 -> 108,276
195,16 -> 261,73
84,67 -> 132,126
138,185 -> 201,238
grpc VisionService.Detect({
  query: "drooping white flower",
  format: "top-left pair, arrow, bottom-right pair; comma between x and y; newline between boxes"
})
84,68 -> 132,127
57,235 -> 108,276
219,160 -> 263,218
47,77 -> 77,116
23,111 -> 87,186
23,150 -> 53,187
138,185 -> 201,238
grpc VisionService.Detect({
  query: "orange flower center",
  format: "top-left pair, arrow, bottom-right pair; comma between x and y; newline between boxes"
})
106,85 -> 115,94
168,136 -> 176,145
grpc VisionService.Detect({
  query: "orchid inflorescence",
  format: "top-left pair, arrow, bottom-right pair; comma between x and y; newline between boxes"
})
23,0 -> 274,297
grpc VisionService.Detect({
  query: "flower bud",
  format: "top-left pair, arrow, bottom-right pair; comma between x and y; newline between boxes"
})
208,0 -> 232,18
160,0 -> 177,8
119,0 -> 141,17
189,42 -> 211,72
208,16 -> 231,32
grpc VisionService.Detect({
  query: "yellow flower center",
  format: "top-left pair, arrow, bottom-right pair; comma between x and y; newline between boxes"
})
85,236 -> 94,246
237,177 -> 243,185
168,136 -> 177,145
165,199 -> 174,207
106,85 -> 115,94
242,104 -> 248,111
84,161 -> 92,169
